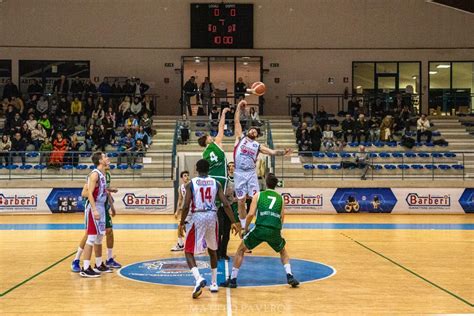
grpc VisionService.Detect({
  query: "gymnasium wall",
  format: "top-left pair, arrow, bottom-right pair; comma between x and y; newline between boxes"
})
1,0 -> 473,115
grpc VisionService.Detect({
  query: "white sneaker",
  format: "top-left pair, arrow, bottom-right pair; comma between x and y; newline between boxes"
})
209,283 -> 218,293
192,278 -> 207,299
170,243 -> 184,251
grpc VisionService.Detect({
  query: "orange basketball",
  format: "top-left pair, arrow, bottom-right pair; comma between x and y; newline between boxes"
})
251,81 -> 266,96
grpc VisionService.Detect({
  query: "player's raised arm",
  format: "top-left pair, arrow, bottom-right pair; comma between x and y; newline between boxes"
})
259,144 -> 293,157
245,193 -> 259,233
234,100 -> 245,139
178,182 -> 192,237
215,107 -> 230,146
87,172 -> 99,220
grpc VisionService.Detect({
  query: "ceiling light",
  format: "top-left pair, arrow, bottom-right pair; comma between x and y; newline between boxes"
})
412,76 -> 417,79
436,64 -> 450,69
356,86 -> 362,89
429,71 -> 438,75
243,62 -> 248,66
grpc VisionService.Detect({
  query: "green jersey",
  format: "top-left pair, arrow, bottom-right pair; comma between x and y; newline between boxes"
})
255,189 -> 283,230
203,142 -> 227,179
106,171 -> 111,188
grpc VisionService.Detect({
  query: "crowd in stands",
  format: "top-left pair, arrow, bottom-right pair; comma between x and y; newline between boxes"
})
292,95 -> 435,155
0,76 -> 154,167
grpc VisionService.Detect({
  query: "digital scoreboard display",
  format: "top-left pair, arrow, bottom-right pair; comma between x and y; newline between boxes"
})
190,3 -> 254,49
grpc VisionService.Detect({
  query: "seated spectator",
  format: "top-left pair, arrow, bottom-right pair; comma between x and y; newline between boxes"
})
26,112 -> 37,132
1,98 -> 10,115
120,125 -> 135,139
130,97 -> 143,116
225,106 -> 235,131
297,128 -> 312,156
103,114 -> 116,145
10,112 -> 23,136
178,114 -> 190,144
36,95 -> 49,115
90,104 -> 105,126
355,114 -> 370,143
85,125 -> 95,152
83,96 -> 94,118
66,133 -> 81,167
399,105 -> 411,134
10,132 -> 27,165
11,97 -> 24,117
38,113 -> 52,137
368,116 -> 381,142
132,139 -> 146,164
70,96 -> 83,126
291,97 -> 302,118
118,132 -> 136,165
52,115 -> 68,139
125,114 -> 139,129
209,106 -> 220,130
355,145 -> 370,180
49,132 -> 68,168
143,95 -> 154,116
316,106 -> 328,127
94,124 -> 108,151
139,112 -> 153,135
118,96 -> 131,126
341,114 -> 355,143
249,107 -> 261,127
31,123 -> 47,150
135,126 -> 151,148
380,115 -> 394,142
310,123 -> 322,151
20,123 -> 31,145
322,125 -> 336,151
39,137 -> 53,166
417,114 -> 432,143
106,106 -> 116,124
239,104 -> 249,130
0,135 -> 12,166
296,122 -> 308,145
302,112 -> 314,127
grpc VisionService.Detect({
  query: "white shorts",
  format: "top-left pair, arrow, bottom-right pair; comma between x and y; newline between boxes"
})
234,169 -> 260,200
84,202 -> 106,236
185,212 -> 218,254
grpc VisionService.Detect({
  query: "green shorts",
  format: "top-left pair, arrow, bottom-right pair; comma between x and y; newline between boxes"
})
105,203 -> 113,229
243,225 -> 286,253
210,176 -> 228,207
231,203 -> 239,222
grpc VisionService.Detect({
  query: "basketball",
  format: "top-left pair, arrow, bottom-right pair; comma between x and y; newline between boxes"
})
249,81 -> 266,96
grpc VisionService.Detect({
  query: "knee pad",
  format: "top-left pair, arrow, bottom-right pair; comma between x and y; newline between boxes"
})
94,234 -> 104,245
86,235 -> 96,246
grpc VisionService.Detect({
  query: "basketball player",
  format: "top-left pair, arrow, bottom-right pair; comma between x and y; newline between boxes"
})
71,163 -> 121,272
198,107 -> 231,197
79,152 -> 111,278
233,100 -> 292,229
171,170 -> 190,251
221,173 -> 300,288
178,159 -> 241,298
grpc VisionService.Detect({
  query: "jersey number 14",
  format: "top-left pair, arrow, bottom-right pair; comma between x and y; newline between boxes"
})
200,187 -> 212,202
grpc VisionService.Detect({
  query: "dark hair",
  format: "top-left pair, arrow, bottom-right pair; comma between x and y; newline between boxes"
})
196,159 -> 210,174
266,173 -> 279,189
91,151 -> 104,166
198,134 -> 208,147
180,170 -> 189,178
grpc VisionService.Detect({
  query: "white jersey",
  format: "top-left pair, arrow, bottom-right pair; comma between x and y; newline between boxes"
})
190,176 -> 218,213
179,183 -> 186,207
234,136 -> 260,171
88,169 -> 107,205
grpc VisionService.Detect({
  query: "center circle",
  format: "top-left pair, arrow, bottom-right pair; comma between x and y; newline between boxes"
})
118,256 -> 336,287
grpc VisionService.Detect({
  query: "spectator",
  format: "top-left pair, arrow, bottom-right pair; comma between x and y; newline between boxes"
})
118,96 -> 131,125
11,97 -> 24,117
31,123 -> 47,150
36,95 -> 49,115
322,125 -> 336,151
38,113 -> 52,136
27,79 -> 43,99
132,78 -> 149,99
235,77 -> 246,100
226,106 -> 236,131
52,115 -> 69,139
70,77 -> 84,97
53,75 -> 69,95
183,76 -> 198,116
122,79 -> 133,96
20,123 -> 32,145
417,114 -> 432,143
84,125 -> 95,151
103,113 -> 116,144
57,95 -> 69,116
106,106 -> 116,125
26,113 -> 37,132
49,132 -> 68,168
39,137 -> 53,166
90,104 -> 105,126
70,96 -> 83,126
341,114 -> 355,143
83,96 -> 94,118
10,112 -> 23,136
297,128 -> 312,156
66,133 -> 81,166
94,124 -> 108,151
98,78 -> 112,104
355,145 -> 370,180
140,112 -> 153,135
49,98 -> 59,116
296,122 -> 308,145
249,107 -> 261,127
291,97 -> 302,119
209,106 -> 220,131
310,123 -> 323,151
355,114 -> 370,143
0,135 -> 12,166
83,79 -> 97,97
133,139 -> 146,164
120,125 -> 135,139
347,96 -> 359,116
135,126 -> 151,148
239,103 -> 249,130
1,98 -> 9,115
110,80 -> 123,108
178,114 -> 190,144
380,115 -> 394,142
10,132 -> 27,165
118,132 -> 135,165
2,79 -> 19,99
200,77 -> 214,115
142,95 -> 154,116
399,105 -> 411,133
130,97 -> 143,116
369,116 -> 381,142
125,114 -> 139,129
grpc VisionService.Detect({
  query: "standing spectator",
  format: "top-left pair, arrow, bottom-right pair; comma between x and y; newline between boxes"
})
132,78 -> 149,99
53,75 -> 69,96
70,77 -> 84,97
39,137 -> 53,166
122,79 -> 134,96
239,103 -> 249,130
355,114 -> 370,143
341,114 -> 355,143
11,97 -> 24,118
70,96 -> 83,126
235,77 -> 246,100
0,135 -> 12,166
347,96 -> 359,116
316,105 -> 328,128
249,107 -> 261,127
49,132 -> 68,168
10,132 -> 27,165
380,115 -> 394,142
142,95 -> 154,116
291,97 -> 302,119
49,98 -> 59,116
83,79 -> 97,97
38,113 -> 52,137
310,123 -> 323,152
417,114 -> 432,143
130,97 -> 143,116
200,77 -> 214,115
1,98 -> 10,115
399,105 -> 411,134
98,78 -> 112,104
118,96 -> 131,125
4,104 -> 17,135
183,76 -> 198,116
2,79 -> 19,100
36,95 -> 49,115
31,123 -> 47,150
178,114 -> 190,144
111,80 -> 123,109
27,79 -> 43,99
140,112 -> 153,135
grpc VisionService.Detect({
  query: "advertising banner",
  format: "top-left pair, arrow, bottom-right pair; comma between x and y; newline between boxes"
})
0,189 -> 51,213
392,188 -> 466,214
275,188 -> 337,214
116,188 -> 174,214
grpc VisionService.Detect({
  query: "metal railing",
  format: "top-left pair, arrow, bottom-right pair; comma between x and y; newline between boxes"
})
265,120 -> 275,173
273,150 -> 467,180
181,91 -> 261,116
0,150 -> 173,180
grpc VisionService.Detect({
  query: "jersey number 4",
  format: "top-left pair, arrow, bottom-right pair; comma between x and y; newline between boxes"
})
210,151 -> 218,162
200,187 -> 212,202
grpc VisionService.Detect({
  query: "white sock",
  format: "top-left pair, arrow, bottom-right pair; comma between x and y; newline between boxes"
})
191,267 -> 201,281
95,256 -> 102,267
74,247 -> 83,261
240,218 -> 246,230
211,268 -> 217,284
284,263 -> 292,275
178,237 -> 183,245
84,260 -> 90,270
107,248 -> 113,260
231,267 -> 239,279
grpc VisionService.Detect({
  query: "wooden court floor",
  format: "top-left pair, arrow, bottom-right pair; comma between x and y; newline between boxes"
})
0,214 -> 473,315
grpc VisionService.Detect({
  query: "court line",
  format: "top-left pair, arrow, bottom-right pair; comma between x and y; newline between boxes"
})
341,233 -> 474,308
224,260 -> 232,316
0,251 -> 76,298
1,223 -> 473,230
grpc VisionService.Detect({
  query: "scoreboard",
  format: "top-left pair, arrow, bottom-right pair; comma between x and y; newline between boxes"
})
190,3 -> 254,49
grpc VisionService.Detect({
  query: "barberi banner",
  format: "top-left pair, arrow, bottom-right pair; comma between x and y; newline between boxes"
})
275,188 -> 337,214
